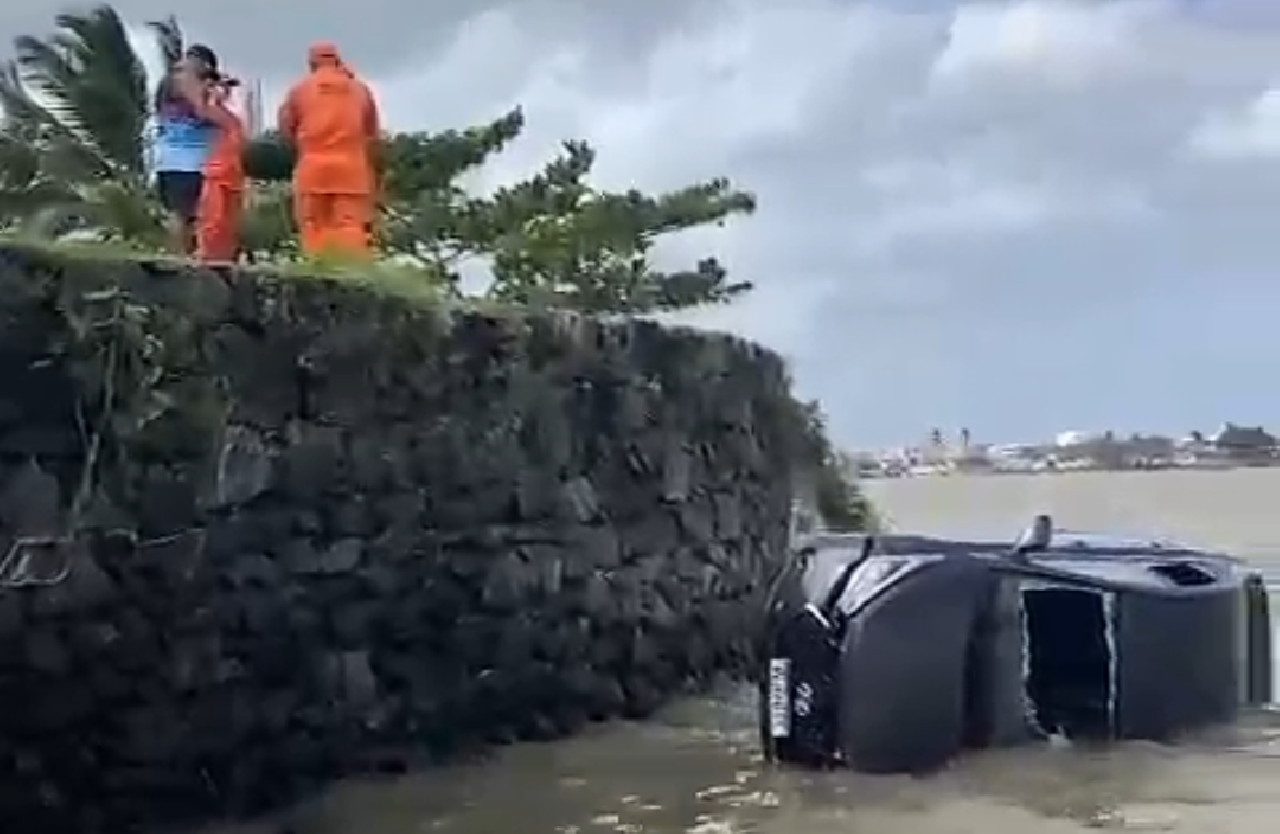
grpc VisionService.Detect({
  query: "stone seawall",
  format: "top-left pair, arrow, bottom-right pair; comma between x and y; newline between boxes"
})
0,245 -> 797,833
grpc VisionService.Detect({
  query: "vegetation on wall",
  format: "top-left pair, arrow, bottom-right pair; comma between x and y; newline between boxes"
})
795,400 -> 879,532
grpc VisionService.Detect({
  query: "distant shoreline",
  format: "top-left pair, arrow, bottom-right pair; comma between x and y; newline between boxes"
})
860,461 -> 1280,479
861,467 -> 1280,564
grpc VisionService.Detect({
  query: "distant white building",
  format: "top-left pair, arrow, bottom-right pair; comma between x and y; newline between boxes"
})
1056,430 -> 1104,447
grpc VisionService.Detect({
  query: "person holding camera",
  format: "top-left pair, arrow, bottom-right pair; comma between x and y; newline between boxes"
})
152,44 -> 223,254
188,74 -> 246,263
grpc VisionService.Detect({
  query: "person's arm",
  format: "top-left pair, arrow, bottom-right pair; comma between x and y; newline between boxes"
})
277,86 -> 300,142
169,64 -> 220,126
361,83 -> 381,140
189,88 -> 239,131
362,83 -> 383,183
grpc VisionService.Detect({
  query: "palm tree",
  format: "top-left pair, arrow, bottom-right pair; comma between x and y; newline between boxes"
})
0,5 -> 157,240
0,4 -> 291,249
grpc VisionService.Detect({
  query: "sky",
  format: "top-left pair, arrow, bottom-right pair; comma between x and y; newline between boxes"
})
8,0 -> 1280,448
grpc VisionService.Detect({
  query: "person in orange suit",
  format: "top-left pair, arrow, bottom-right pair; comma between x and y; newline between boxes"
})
277,43 -> 380,259
190,75 -> 246,262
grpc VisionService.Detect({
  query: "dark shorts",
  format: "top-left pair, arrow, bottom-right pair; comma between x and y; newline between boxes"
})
155,171 -> 204,221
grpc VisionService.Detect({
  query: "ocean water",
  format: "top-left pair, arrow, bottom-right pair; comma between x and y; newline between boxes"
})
199,470 -> 1280,834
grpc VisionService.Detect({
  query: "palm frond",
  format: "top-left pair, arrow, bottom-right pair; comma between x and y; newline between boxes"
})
0,60 -> 112,184
0,5 -> 164,240
146,16 -> 184,69
14,4 -> 150,175
86,179 -> 165,244
0,177 -> 84,233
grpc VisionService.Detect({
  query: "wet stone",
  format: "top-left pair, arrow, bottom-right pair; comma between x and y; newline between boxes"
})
330,599 -> 378,647
560,476 -> 601,522
134,529 -> 207,585
24,630 -> 70,676
712,493 -> 744,539
0,460 -> 61,536
275,432 -> 343,501
482,553 -> 534,610
135,468 -> 202,536
0,595 -> 25,635
282,536 -> 365,576
372,491 -> 422,531
0,427 -> 79,458
566,524 -> 622,571
676,501 -> 716,543
318,650 -> 378,708
321,538 -> 363,573
329,499 -> 374,539
348,435 -> 392,492
523,546 -> 565,596
220,551 -> 283,588
661,443 -> 693,502
213,425 -> 277,507
27,544 -> 118,617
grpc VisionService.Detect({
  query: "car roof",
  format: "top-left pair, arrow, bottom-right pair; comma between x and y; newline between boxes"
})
798,530 -> 1216,559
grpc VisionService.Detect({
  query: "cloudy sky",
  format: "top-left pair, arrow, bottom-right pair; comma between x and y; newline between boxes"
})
14,0 -> 1280,448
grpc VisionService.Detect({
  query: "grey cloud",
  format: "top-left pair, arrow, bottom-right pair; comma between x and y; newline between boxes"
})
9,0 -> 1280,446
1,0 -> 518,79
86,0 -> 705,80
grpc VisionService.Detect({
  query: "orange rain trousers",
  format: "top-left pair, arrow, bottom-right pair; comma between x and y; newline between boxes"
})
293,190 -> 373,257
196,180 -> 244,262
195,91 -> 246,264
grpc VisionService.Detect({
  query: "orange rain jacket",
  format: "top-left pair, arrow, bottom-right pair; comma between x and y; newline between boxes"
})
188,81 -> 246,262
277,43 -> 380,196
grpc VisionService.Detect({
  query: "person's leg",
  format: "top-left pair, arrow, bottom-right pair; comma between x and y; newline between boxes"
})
222,188 -> 244,262
157,172 -> 203,256
195,180 -> 223,262
156,172 -> 188,254
330,193 -> 374,259
293,189 -> 331,257
171,172 -> 203,255
196,182 -> 243,262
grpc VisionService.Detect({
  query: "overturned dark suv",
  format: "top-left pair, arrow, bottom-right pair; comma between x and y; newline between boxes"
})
760,516 -> 1273,773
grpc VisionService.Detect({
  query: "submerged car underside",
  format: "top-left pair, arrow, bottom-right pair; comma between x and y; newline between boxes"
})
760,516 -> 1273,773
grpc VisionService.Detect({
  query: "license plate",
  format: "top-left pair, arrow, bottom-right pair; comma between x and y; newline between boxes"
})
768,658 -> 791,738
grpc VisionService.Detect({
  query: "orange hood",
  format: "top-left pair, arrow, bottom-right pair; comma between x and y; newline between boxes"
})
308,42 -> 343,69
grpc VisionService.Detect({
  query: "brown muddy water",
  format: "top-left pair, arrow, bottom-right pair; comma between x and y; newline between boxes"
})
206,470 -> 1280,834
